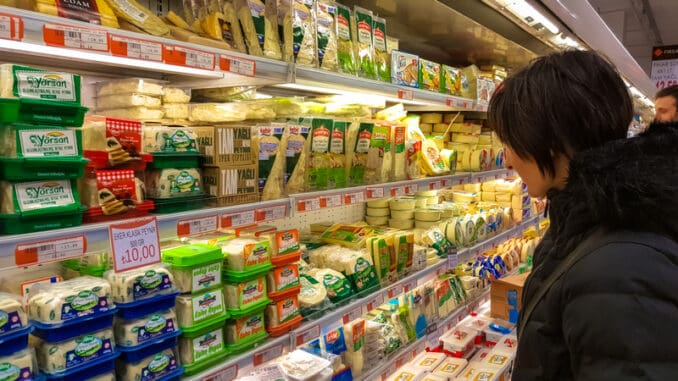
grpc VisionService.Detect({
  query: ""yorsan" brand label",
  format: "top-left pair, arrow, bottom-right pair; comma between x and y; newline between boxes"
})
15,180 -> 74,212
19,129 -> 78,157
14,68 -> 77,102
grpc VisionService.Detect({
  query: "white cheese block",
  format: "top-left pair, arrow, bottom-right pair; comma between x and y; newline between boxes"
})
0,349 -> 37,381
116,349 -> 179,381
389,218 -> 414,230
409,352 -> 446,372
0,293 -> 27,334
96,93 -> 161,110
298,275 -> 327,308
221,238 -> 271,272
224,276 -> 267,310
366,198 -> 390,208
99,107 -> 164,121
420,113 -> 443,124
225,311 -> 265,344
366,207 -> 390,217
142,125 -> 197,153
105,264 -> 176,303
189,103 -> 247,123
464,183 -> 481,193
176,289 -> 226,328
163,87 -> 191,103
433,357 -> 468,379
415,209 -> 441,222
114,309 -> 178,347
390,210 -> 415,220
146,168 -> 203,199
389,198 -> 416,211
96,79 -> 163,97
419,123 -> 433,134
163,103 -> 189,120
28,276 -> 112,324
386,367 -> 425,381
265,295 -> 300,326
178,325 -> 225,365
35,328 -> 115,374
366,216 -> 389,226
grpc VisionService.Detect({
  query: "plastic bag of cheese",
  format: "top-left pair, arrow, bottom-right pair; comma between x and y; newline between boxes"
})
105,264 -> 176,304
317,1 -> 338,71
327,119 -> 348,189
285,119 -> 312,194
308,268 -> 353,303
28,276 -> 113,324
253,123 -> 286,200
343,318 -> 365,377
298,273 -> 328,316
335,3 -> 357,75
34,328 -> 115,374
114,309 -> 178,348
0,293 -> 27,335
289,0 -> 317,65
346,120 -> 366,186
354,6 -> 375,79
0,349 -> 39,380
366,122 -> 393,184
116,348 -> 180,381
236,0 -> 282,59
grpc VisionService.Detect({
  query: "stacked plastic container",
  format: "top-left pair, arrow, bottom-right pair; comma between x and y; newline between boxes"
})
0,293 -> 42,380
162,244 -> 229,377
0,63 -> 89,234
105,264 -> 183,381
27,277 -> 117,380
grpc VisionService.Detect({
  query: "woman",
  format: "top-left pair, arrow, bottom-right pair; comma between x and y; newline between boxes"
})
489,50 -> 678,380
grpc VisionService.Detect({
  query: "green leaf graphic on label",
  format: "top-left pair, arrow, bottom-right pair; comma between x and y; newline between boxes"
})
169,130 -> 191,148
0,312 -> 7,328
0,363 -> 20,381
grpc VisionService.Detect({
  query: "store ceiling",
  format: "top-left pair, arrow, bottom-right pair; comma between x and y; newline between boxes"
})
588,0 -> 678,75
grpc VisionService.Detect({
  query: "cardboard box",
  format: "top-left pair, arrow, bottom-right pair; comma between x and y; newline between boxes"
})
194,124 -> 254,166
202,164 -> 258,199
490,272 -> 529,322
191,126 -> 216,164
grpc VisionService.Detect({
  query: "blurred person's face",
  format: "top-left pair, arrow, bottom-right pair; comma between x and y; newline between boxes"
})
655,96 -> 678,122
504,147 -> 569,198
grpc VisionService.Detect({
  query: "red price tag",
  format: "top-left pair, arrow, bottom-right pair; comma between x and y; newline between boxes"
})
322,194 -> 343,208
177,215 -> 218,237
255,204 -> 287,223
0,13 -> 23,41
220,54 -> 256,77
365,293 -> 385,311
442,178 -> 451,187
428,180 -> 442,190
293,324 -> 320,347
342,305 -> 363,324
253,343 -> 283,366
297,198 -> 321,212
387,284 -> 404,299
344,191 -> 365,205
163,45 -> 215,69
397,88 -> 414,100
109,35 -> 162,61
403,279 -> 417,292
203,364 -> 238,381
390,186 -> 406,197
407,184 -> 418,194
366,187 -> 385,199
110,217 -> 161,272
43,23 -> 108,51
222,210 -> 256,228
15,235 -> 86,267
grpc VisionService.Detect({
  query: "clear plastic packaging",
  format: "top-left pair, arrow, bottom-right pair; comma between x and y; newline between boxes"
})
0,348 -> 39,380
34,327 -> 115,374
190,86 -> 257,102
96,78 -> 164,98
114,309 -> 178,348
188,103 -> 248,123
162,104 -> 189,120
146,168 -> 203,199
163,88 -> 191,104
28,276 -> 113,325
0,292 -> 27,336
98,107 -> 165,122
104,264 -> 176,304
96,93 -> 162,110
142,125 -> 198,154
116,348 -> 181,381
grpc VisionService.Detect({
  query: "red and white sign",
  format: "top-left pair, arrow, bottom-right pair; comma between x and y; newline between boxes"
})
397,88 -> 414,100
15,235 -> 86,267
255,204 -> 287,223
222,210 -> 256,228
297,198 -> 321,213
110,217 -> 161,272
344,191 -> 365,205
0,13 -> 23,41
220,54 -> 256,77
43,23 -> 108,51
366,186 -> 385,199
293,324 -> 320,347
110,35 -> 162,61
163,45 -> 215,70
177,215 -> 218,237
203,364 -> 238,381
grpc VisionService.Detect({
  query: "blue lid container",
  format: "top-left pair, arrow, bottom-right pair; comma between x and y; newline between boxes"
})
31,309 -> 116,342
115,293 -> 178,320
0,325 -> 33,356
117,332 -> 180,363
43,352 -> 119,381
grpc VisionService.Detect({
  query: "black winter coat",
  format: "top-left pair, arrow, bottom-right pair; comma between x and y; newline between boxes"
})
512,121 -> 678,380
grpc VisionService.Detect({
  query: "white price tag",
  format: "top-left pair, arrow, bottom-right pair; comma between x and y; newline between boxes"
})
204,364 -> 238,381
344,191 -> 365,205
256,204 -> 287,222
397,88 -> 414,100
293,324 -> 320,347
181,47 -> 215,69
220,54 -> 256,77
366,187 -> 385,199
428,180 -> 442,190
342,305 -> 364,324
390,186 -> 406,197
448,253 -> 459,269
407,184 -> 418,194
0,14 -> 21,41
110,217 -> 161,272
253,344 -> 283,366
222,210 -> 255,228
15,235 -> 86,266
177,215 -> 218,237
44,23 -> 108,51
365,293 -> 385,311
297,198 -> 321,212
403,279 -> 417,292
387,284 -> 404,299
110,35 -> 162,61
322,194 -> 343,208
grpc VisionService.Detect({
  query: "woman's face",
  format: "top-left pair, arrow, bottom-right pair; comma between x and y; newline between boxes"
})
504,147 -> 568,198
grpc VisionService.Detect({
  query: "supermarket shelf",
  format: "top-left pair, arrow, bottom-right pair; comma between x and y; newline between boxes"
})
457,214 -> 541,264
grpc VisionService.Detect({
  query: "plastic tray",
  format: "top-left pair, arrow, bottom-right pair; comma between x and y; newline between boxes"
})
83,200 -> 155,224
43,351 -> 119,381
266,315 -> 302,337
270,250 -> 302,267
182,350 -> 229,377
31,308 -> 116,342
227,297 -> 271,320
222,264 -> 273,284
180,313 -> 229,335
0,206 -> 86,235
84,150 -> 153,171
149,195 -> 210,214
0,98 -> 87,126
118,330 -> 181,363
115,292 -> 178,320
150,152 -> 204,169
0,157 -> 88,180
0,325 -> 33,356
117,331 -> 181,363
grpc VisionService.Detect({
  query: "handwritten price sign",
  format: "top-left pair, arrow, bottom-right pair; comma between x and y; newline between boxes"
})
110,217 -> 161,272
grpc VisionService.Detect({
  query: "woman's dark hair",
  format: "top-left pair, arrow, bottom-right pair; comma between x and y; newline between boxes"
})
488,50 -> 633,176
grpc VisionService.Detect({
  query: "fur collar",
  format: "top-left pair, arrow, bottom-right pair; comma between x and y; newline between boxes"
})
545,121 -> 678,254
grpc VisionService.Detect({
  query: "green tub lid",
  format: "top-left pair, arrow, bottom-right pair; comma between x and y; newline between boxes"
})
162,244 -> 223,268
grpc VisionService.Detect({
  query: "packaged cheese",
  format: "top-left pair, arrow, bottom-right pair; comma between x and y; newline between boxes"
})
176,289 -> 226,328
99,107 -> 164,121
440,327 -> 476,358
372,15 -> 389,82
224,276 -> 268,311
441,65 -> 464,96
433,357 -> 468,379
96,78 -> 163,98
162,244 -> 223,294
35,328 -> 115,374
81,116 -> 142,166
410,352 -> 446,372
96,93 -> 161,110
366,123 -> 392,184
267,264 -> 300,296
0,124 -> 82,160
257,229 -> 300,259
284,122 -> 311,194
278,350 -> 331,380
142,125 -> 198,153
354,6 -> 376,79
225,310 -> 266,345
253,124 -> 286,200
188,103 -> 247,123
0,349 -> 39,381
347,121 -> 369,186
163,88 -> 191,104
178,324 -> 225,365
146,168 -> 203,199
343,319 -> 365,376
104,0 -> 169,35
114,309 -> 178,347
236,0 -> 282,59
162,103 -> 189,120
28,276 -> 112,324
335,3 -> 357,75
79,169 -> 145,215
386,367 -> 424,381
391,50 -> 419,87
285,0 -> 316,65
317,1 -> 338,71
298,274 -> 327,311
33,0 -> 119,27
116,348 -> 180,381
307,118 -> 333,191
222,0 -> 248,53
0,64 -> 82,104
265,294 -> 300,327
309,268 -> 353,303
327,119 -> 348,189
0,293 -> 27,335
105,264 -> 175,304
419,59 -> 441,91
222,238 -> 271,272
391,123 -> 407,181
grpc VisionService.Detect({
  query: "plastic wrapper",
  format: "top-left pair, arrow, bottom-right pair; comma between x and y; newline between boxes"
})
104,0 -> 170,36
289,0 -> 316,65
163,88 -> 191,104
191,86 -> 257,102
189,102 -> 248,123
222,0 -> 248,52
0,64 -> 82,103
96,93 -> 161,110
253,124 -> 286,200
33,0 -> 119,27
343,319 -> 365,377
306,268 -> 352,303
236,0 -> 282,59
34,328 -> 115,374
98,107 -> 164,121
365,123 -> 392,184
0,349 -> 39,381
0,292 -> 27,335
317,1 -> 338,71
146,168 -> 203,199
334,3 -> 356,75
372,15 -> 389,82
163,103 -> 189,120
308,245 -> 379,293
105,264 -> 176,304
28,276 -> 113,324
306,118 -> 332,191
114,309 -> 178,347
353,6 -> 375,79
142,125 -> 198,153
96,78 -> 163,98
116,348 -> 180,381
79,170 -> 145,215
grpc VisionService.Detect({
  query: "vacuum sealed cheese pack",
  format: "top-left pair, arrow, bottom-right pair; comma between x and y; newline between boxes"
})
236,0 -> 282,59
34,328 -> 115,374
284,121 -> 311,194
28,276 -> 113,324
354,6 -> 375,79
317,0 -> 338,71
105,264 -> 176,304
335,3 -> 356,75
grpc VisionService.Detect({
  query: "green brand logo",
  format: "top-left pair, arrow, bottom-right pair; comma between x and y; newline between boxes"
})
140,270 -> 162,289
27,74 -> 68,89
0,312 -> 7,328
74,335 -> 102,357
145,314 -> 166,333
148,353 -> 170,373
25,182 -> 65,199
29,131 -> 70,147
0,363 -> 20,381
71,290 -> 97,311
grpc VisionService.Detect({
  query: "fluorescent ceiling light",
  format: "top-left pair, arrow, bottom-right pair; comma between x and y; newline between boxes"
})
499,0 -> 560,34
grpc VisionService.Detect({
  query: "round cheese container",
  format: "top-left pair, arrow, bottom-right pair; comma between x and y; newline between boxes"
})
162,244 -> 223,294
390,210 -> 414,220
34,327 -> 116,375
366,198 -> 390,208
366,216 -> 389,226
389,219 -> 414,230
389,198 -> 416,211
415,209 -> 441,222
366,207 -> 390,217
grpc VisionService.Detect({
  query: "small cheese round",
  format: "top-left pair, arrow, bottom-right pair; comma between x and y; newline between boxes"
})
366,198 -> 390,208
390,210 -> 415,220
389,198 -> 416,211
389,219 -> 414,230
366,216 -> 389,226
420,113 -> 443,124
415,209 -> 441,222
366,207 -> 390,217
415,220 -> 439,229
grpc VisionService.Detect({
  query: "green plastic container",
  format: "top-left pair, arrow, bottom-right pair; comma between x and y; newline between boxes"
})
177,288 -> 230,334
162,244 -> 223,294
225,310 -> 268,354
150,152 -> 204,169
179,319 -> 229,376
150,194 -> 209,214
223,239 -> 272,275
224,275 -> 271,319
0,98 -> 87,127
222,264 -> 272,284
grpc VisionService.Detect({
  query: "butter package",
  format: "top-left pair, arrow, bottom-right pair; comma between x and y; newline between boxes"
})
441,65 -> 465,96
114,309 -> 178,347
419,59 -> 441,92
81,116 -> 143,167
142,125 -> 198,153
0,64 -> 81,104
105,263 -> 176,304
176,289 -> 226,329
391,51 -> 419,88
28,276 -> 113,324
146,168 -> 203,199
34,328 -> 115,374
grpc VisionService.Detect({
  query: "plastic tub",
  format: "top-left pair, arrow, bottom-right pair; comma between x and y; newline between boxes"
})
149,152 -> 203,169
116,348 -> 183,381
0,98 -> 87,126
105,264 -> 177,304
146,168 -> 203,199
115,293 -> 178,320
0,293 -> 28,337
150,195 -> 209,214
117,331 -> 180,363
440,327 -> 476,359
175,289 -> 228,333
0,326 -> 33,356
34,328 -> 115,375
266,264 -> 301,301
31,310 -> 116,343
161,244 -> 223,294
0,348 -> 42,381
115,309 -> 180,348
221,238 -> 272,274
178,319 -> 227,369
0,207 -> 86,234
224,310 -> 268,354
43,352 -> 118,381
265,295 -> 301,337
224,276 -> 271,319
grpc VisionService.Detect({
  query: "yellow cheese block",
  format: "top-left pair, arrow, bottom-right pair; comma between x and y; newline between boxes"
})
444,113 -> 464,124
366,207 -> 390,217
420,139 -> 448,175
390,198 -> 416,211
420,113 -> 443,124
450,123 -> 482,134
482,180 -> 497,192
366,216 -> 389,226
495,193 -> 511,203
389,219 -> 414,230
367,198 -> 391,208
464,183 -> 481,193
105,0 -> 169,36
391,210 -> 415,220
452,191 -> 477,204
35,0 -> 119,28
419,123 -> 433,134
433,123 -> 450,133
452,133 -> 480,145
478,133 -> 492,146
481,192 -> 496,202
415,220 -> 439,229
415,209 -> 441,222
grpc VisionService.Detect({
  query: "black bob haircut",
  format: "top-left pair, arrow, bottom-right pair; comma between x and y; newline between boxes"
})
655,84 -> 678,101
488,50 -> 633,177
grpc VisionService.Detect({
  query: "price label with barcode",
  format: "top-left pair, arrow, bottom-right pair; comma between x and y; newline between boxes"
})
342,305 -> 363,324
428,180 -> 442,190
109,35 -> 162,61
0,14 -> 23,41
15,235 -> 86,267
407,184 -> 418,194
255,204 -> 287,223
397,88 -> 414,100
387,284 -> 404,299
253,344 -> 283,366
403,279 -> 417,292
177,215 -> 218,237
292,324 -> 320,347
222,210 -> 255,228
322,194 -> 343,208
203,364 -> 238,381
365,292 -> 385,311
220,54 -> 256,77
390,186 -> 406,197
110,217 -> 161,272
297,198 -> 321,212
442,178 -> 451,187
344,191 -> 365,205
458,176 -> 468,185
43,23 -> 108,51
163,45 -> 215,70
366,187 -> 385,199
